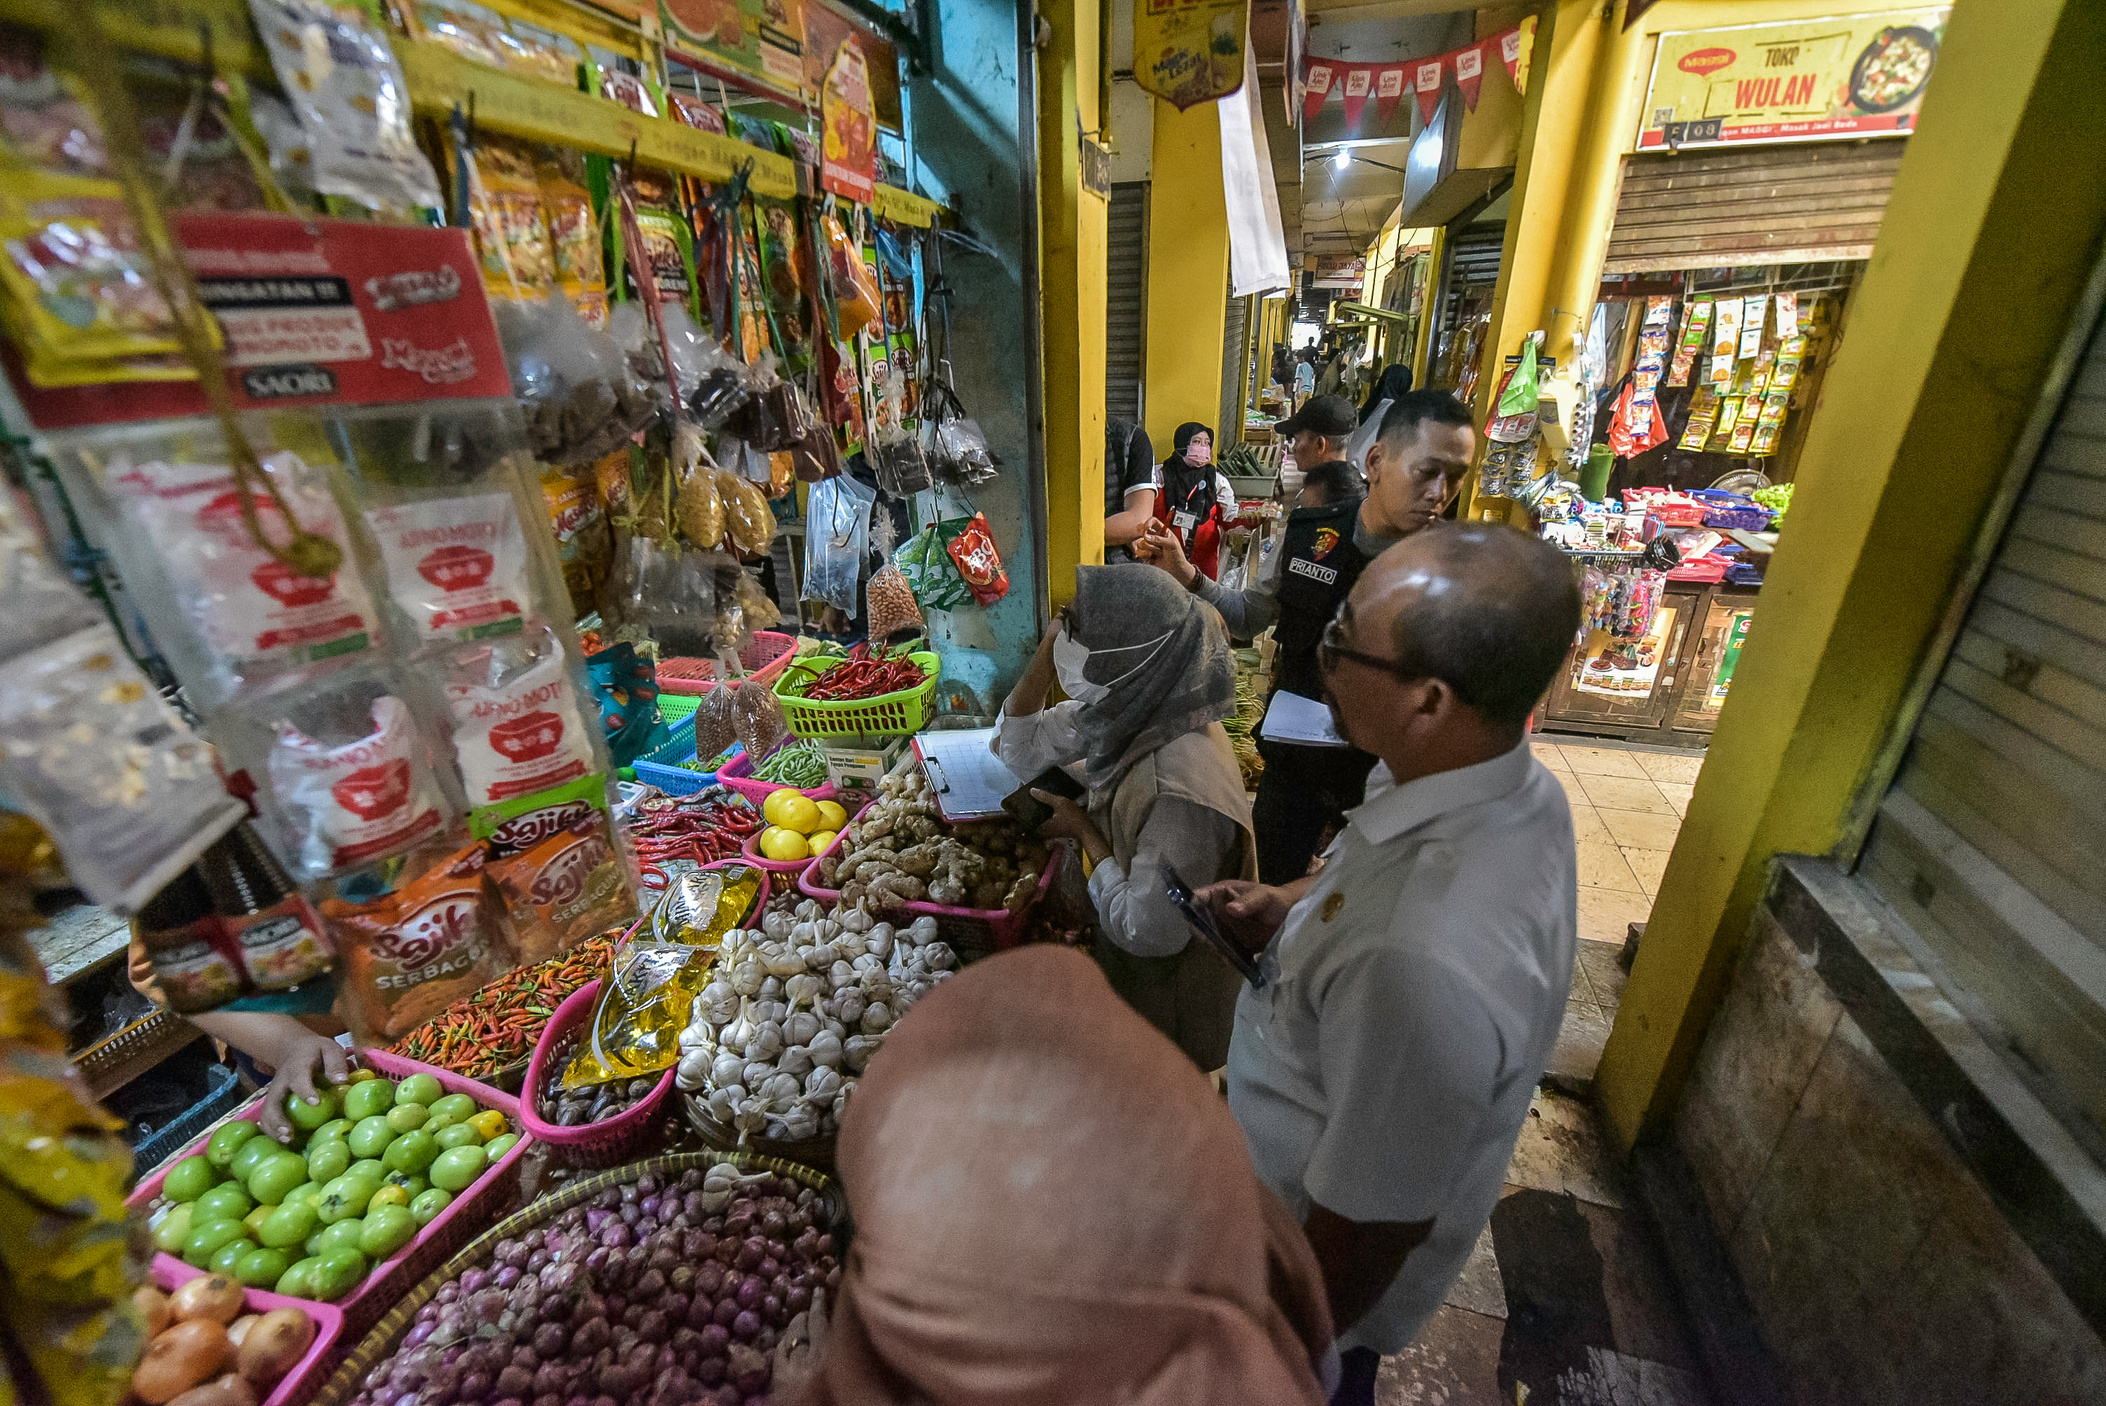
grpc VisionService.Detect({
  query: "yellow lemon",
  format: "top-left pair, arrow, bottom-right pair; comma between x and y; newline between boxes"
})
759,827 -> 812,862
814,800 -> 848,831
761,788 -> 805,827
806,829 -> 838,855
778,795 -> 823,834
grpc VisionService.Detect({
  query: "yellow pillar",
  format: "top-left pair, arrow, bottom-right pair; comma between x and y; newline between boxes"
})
1596,0 -> 2106,1150
1038,0 -> 1108,608
1144,100 -> 1230,453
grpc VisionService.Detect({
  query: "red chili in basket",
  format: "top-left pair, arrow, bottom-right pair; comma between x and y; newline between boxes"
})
623,787 -> 761,865
803,643 -> 926,701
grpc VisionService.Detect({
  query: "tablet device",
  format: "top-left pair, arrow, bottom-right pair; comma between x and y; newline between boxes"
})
1163,863 -> 1266,989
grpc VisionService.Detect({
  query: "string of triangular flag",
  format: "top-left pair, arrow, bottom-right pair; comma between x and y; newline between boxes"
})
1302,21 -> 1531,129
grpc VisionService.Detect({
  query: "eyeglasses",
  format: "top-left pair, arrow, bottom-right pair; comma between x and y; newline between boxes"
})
1319,610 -> 1409,679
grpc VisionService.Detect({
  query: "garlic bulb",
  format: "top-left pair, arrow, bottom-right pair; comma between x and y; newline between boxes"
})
749,1020 -> 785,1061
729,956 -> 766,996
838,908 -> 874,933
860,970 -> 894,1005
909,916 -> 940,944
743,1060 -> 775,1091
852,953 -> 885,976
761,910 -> 794,941
677,1049 -> 713,1092
832,1083 -> 853,1121
695,980 -> 739,1025
758,1070 -> 802,1105
823,1017 -> 848,1042
779,1043 -> 814,1077
861,1001 -> 894,1035
866,923 -> 895,959
785,973 -> 823,1010
721,998 -> 758,1055
784,1010 -> 821,1046
808,1030 -> 844,1068
712,1051 -> 749,1088
759,976 -> 786,1002
763,946 -> 807,978
804,1065 -> 843,1100
790,921 -> 819,946
818,992 -> 842,1019
831,933 -> 867,960
814,918 -> 842,942
828,959 -> 858,992
734,1098 -> 770,1134
922,941 -> 958,971
804,942 -> 839,970
678,1019 -> 713,1052
706,1087 -> 738,1122
795,899 -> 823,921
837,988 -> 867,1026
844,1034 -> 883,1072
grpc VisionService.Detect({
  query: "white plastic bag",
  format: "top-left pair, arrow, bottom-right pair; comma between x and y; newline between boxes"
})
802,473 -> 875,614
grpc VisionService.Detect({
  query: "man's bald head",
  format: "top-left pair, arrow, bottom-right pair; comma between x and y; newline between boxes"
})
1353,525 -> 1581,730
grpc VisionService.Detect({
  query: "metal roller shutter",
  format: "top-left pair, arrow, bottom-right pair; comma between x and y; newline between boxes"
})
1219,292 -> 1248,442
1605,142 -> 1905,274
1862,302 -> 2106,1152
1106,182 -> 1148,424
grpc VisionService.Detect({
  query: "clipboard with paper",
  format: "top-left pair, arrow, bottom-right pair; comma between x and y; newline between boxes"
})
911,727 -> 1023,822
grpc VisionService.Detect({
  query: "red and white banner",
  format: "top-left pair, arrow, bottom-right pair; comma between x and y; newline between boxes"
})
1299,26 -> 1519,132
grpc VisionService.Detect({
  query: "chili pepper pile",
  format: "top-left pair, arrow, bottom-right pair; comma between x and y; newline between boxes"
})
624,784 -> 763,870
798,642 -> 929,701
388,933 -> 616,1079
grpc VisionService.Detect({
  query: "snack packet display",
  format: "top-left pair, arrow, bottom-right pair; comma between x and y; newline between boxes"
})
327,842 -> 514,1039
112,451 -> 377,691
267,693 -> 451,878
536,147 -> 607,324
0,173 -> 179,369
823,211 -> 881,339
365,491 -> 532,643
443,624 -> 597,808
0,623 -> 241,909
459,135 -> 558,302
676,448 -> 727,549
488,811 -> 632,964
247,0 -> 444,214
541,463 -> 611,614
715,466 -> 775,554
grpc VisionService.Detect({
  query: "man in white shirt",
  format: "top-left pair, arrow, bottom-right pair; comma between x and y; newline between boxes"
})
1202,524 -> 1583,1404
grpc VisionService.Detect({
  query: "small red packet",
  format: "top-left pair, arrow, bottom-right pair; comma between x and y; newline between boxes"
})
943,512 -> 1011,607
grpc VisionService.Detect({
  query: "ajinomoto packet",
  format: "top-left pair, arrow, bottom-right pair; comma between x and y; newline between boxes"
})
326,842 -> 515,1040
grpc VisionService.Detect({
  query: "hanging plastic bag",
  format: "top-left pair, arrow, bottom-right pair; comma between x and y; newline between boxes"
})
498,296 -> 660,466
1498,337 -> 1541,418
733,568 -> 783,629
715,468 -> 776,555
442,624 -> 597,808
802,472 -> 875,613
928,383 -> 1000,485
895,523 -> 974,612
675,429 -> 727,550
942,511 -> 1011,607
730,678 -> 786,762
871,420 -> 932,496
692,683 -> 738,763
822,211 -> 882,339
267,689 -> 450,879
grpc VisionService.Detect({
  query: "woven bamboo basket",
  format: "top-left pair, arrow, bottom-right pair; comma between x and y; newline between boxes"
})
307,1150 -> 841,1406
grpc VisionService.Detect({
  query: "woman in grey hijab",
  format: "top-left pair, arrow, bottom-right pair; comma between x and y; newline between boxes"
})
995,563 -> 1257,1069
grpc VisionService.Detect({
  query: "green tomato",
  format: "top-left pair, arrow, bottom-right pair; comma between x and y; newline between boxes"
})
346,1115 -> 395,1160
280,1182 -> 322,1209
205,1120 -> 260,1168
482,1133 -> 520,1162
151,1203 -> 195,1254
309,1118 -> 353,1145
382,1171 -> 429,1196
409,1187 -> 454,1226
284,1087 -> 341,1133
310,1248 -> 369,1301
276,1256 -> 322,1299
258,1200 -> 320,1250
306,1140 -> 351,1184
236,1246 -> 292,1288
163,1155 -> 219,1203
247,1151 -> 310,1207
341,1080 -> 396,1122
243,1203 -> 275,1237
229,1137 -> 280,1183
194,1182 -> 253,1224
382,1130 -> 439,1175
315,1175 -> 374,1225
424,1093 -> 477,1126
432,1122 -> 483,1151
182,1217 -> 248,1268
314,1218 -> 366,1258
393,1074 -> 444,1108
384,1103 -> 430,1135
359,1203 -> 418,1258
427,1145 -> 488,1193
347,1159 -> 385,1182
209,1236 -> 259,1276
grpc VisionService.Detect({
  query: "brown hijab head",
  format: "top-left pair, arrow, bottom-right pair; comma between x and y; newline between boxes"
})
779,945 -> 1332,1406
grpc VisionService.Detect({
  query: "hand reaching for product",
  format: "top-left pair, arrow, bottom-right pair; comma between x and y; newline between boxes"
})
1133,520 -> 1197,587
1199,880 -> 1291,955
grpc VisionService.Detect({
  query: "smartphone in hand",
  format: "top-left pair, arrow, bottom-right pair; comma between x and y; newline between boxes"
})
1001,766 -> 1086,833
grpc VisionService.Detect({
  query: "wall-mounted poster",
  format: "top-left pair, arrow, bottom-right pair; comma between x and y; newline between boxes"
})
1638,8 -> 1949,150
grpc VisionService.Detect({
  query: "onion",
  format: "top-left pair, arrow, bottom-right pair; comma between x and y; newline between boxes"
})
532,1324 -> 568,1358
603,1296 -> 626,1321
457,1374 -> 491,1403
734,1278 -> 763,1311
462,1270 -> 493,1295
695,1359 -> 725,1389
785,1286 -> 811,1313
604,1225 -> 632,1251
638,1310 -> 669,1344
635,1268 -> 667,1300
403,1324 -> 435,1351
729,1312 -> 760,1342
762,1295 -> 784,1328
697,1325 -> 729,1360
694,1263 -> 725,1299
735,1239 -> 765,1272
711,1298 -> 740,1329
665,1292 -> 690,1324
526,1250 -> 550,1273
494,1367 -> 534,1400
494,1266 -> 521,1290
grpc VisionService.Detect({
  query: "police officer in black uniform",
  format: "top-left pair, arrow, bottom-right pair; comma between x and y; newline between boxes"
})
1137,390 -> 1478,882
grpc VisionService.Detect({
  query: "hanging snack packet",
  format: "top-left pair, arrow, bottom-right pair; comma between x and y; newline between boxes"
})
247,0 -> 443,214
268,693 -> 450,877
114,451 -> 377,690
444,624 -> 597,807
541,464 -> 611,615
458,135 -> 557,302
488,810 -> 633,964
327,843 -> 513,1040
621,167 -> 696,309
823,212 -> 881,339
365,491 -> 532,643
536,146 -> 607,325
866,560 -> 926,643
0,623 -> 239,910
675,435 -> 727,550
585,640 -> 662,768
715,467 -> 775,555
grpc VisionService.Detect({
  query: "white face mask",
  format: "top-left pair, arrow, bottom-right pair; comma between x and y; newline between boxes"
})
1053,632 -> 1109,703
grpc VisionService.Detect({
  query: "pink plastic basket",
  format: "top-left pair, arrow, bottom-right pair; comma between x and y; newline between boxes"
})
149,1262 -> 343,1406
797,826 -> 1057,961
656,631 -> 798,697
128,1052 -> 532,1341
716,739 -> 840,807
524,861 -> 767,1166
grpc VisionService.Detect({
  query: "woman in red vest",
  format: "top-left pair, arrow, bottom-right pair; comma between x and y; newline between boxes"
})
1151,422 -> 1235,580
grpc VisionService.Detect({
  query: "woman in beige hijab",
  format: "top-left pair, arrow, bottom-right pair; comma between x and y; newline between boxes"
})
777,944 -> 1334,1406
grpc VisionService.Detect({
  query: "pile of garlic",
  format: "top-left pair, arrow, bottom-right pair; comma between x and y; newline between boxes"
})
675,898 -> 958,1141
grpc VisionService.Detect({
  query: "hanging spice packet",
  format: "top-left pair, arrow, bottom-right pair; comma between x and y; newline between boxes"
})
458,134 -> 558,302
365,491 -> 532,643
619,166 -> 697,310
536,146 -> 607,325
942,512 -> 1011,607
489,810 -> 632,965
327,843 -> 514,1040
1667,298 -> 1712,387
444,624 -> 598,808
269,692 -> 450,878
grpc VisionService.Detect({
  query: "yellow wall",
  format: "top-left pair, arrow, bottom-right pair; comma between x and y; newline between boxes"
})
1037,0 -> 1108,608
1578,0 -> 2106,1149
1144,100 -> 1231,452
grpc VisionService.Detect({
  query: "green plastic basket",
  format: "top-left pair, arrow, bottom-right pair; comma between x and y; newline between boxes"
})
657,692 -> 699,724
773,650 -> 939,738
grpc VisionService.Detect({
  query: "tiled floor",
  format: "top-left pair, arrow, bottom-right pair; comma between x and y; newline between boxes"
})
1531,737 -> 1703,1088
1376,1087 -> 1715,1406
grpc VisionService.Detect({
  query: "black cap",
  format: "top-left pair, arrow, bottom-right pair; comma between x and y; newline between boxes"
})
1275,394 -> 1358,439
